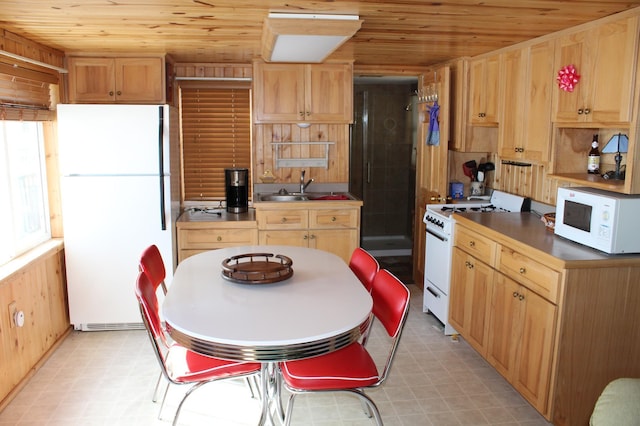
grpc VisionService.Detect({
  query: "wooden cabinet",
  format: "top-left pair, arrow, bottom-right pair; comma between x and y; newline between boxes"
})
468,55 -> 500,125
552,16 -> 639,124
449,247 -> 494,356
256,203 -> 361,263
67,57 -> 165,103
450,221 -> 558,416
176,212 -> 258,262
499,41 -> 554,163
253,61 -> 353,124
487,273 -> 556,414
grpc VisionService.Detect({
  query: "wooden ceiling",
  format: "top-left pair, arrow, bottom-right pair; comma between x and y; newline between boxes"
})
1,1 -> 640,68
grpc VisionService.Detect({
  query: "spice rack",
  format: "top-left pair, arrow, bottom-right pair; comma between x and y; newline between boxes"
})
272,141 -> 334,169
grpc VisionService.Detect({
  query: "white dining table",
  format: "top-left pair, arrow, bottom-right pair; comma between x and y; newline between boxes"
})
162,245 -> 373,425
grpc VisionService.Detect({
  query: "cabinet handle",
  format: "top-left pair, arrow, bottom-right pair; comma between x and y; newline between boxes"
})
519,294 -> 525,301
584,108 -> 591,115
331,216 -> 337,222
303,234 -> 308,240
578,108 -> 584,115
217,236 -> 222,242
478,112 -> 486,118
281,217 -> 287,223
513,291 -> 519,298
515,147 -> 524,153
309,234 -> 315,239
469,241 -> 475,247
299,111 -> 305,116
465,261 -> 474,269
116,91 -> 122,96
306,111 -> 311,116
519,267 -> 526,274
109,91 -> 114,96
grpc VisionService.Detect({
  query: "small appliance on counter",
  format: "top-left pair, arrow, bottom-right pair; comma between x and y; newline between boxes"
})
225,168 -> 249,213
555,187 -> 640,254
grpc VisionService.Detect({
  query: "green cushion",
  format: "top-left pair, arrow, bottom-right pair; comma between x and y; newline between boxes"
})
590,378 -> 640,426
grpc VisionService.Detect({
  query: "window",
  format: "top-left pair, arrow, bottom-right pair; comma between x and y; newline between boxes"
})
0,120 -> 50,265
180,87 -> 252,201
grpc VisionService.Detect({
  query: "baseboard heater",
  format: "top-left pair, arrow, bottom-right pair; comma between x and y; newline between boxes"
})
75,322 -> 145,331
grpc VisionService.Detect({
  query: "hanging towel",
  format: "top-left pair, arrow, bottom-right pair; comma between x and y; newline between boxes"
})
426,101 -> 440,146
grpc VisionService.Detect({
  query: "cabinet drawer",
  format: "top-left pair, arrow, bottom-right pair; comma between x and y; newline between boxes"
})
454,225 -> 497,266
498,247 -> 560,304
257,209 -> 308,230
179,228 -> 257,249
309,208 -> 358,229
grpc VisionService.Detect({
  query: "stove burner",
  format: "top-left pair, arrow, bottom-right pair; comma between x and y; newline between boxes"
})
441,206 -> 467,213
470,204 -> 496,212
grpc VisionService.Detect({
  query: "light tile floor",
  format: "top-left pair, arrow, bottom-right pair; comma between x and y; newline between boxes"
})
0,284 -> 552,426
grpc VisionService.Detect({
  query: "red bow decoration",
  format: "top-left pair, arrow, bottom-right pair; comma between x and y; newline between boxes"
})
557,65 -> 580,92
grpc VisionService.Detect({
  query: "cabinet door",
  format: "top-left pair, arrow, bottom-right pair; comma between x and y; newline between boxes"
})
67,57 -> 116,103
500,42 -> 554,163
311,229 -> 358,264
258,230 -> 308,247
309,208 -> 358,229
306,63 -> 353,123
256,209 -> 308,230
253,63 -> 305,123
554,16 -> 639,123
468,55 -> 499,125
115,58 -> 163,103
449,248 -> 494,356
487,273 -> 521,379
512,286 -> 556,414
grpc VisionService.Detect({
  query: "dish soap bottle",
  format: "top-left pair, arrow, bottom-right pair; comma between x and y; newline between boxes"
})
587,134 -> 600,174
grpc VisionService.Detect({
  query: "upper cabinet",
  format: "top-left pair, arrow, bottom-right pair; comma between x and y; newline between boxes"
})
552,16 -> 639,124
499,40 -> 555,164
468,55 -> 500,125
67,57 -> 165,104
253,61 -> 353,124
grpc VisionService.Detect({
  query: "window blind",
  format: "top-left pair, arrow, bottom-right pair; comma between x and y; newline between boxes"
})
0,62 -> 56,121
180,87 -> 251,200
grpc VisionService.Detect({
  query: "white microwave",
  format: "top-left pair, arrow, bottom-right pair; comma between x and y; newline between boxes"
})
555,187 -> 640,254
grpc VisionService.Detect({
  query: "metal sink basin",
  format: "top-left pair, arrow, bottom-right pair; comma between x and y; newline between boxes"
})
259,194 -> 309,202
258,191 -> 356,202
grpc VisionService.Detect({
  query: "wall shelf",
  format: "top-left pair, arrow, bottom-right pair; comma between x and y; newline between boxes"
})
272,142 -> 335,169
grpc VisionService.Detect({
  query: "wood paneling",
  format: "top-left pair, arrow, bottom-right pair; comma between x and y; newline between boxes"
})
0,241 -> 69,410
1,2 -> 639,66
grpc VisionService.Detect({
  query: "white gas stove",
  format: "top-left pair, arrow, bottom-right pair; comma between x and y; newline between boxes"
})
423,190 -> 530,335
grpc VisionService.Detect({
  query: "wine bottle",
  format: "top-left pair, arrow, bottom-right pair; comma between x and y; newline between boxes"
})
587,134 -> 600,174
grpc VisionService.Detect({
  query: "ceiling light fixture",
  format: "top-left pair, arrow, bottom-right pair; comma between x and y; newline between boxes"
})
262,13 -> 363,63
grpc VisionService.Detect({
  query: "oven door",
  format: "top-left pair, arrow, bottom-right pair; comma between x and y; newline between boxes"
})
425,227 -> 452,294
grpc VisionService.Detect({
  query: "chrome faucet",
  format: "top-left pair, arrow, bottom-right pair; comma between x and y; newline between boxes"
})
300,170 -> 314,193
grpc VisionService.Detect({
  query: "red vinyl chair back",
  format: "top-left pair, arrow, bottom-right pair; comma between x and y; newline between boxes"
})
139,244 -> 168,294
135,271 -> 260,426
279,268 -> 410,426
349,247 -> 379,292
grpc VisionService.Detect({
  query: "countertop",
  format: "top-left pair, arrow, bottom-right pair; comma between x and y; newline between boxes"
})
453,211 -> 640,268
177,208 -> 256,224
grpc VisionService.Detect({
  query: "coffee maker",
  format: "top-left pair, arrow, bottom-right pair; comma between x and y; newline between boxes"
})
225,168 -> 248,213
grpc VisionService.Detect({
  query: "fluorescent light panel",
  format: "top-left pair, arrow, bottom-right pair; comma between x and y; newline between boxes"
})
262,13 -> 362,63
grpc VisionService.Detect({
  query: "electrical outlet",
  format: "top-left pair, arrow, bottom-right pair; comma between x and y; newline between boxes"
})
8,301 -> 16,328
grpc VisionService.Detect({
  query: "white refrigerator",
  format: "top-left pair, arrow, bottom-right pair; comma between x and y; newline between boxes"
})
58,104 -> 180,331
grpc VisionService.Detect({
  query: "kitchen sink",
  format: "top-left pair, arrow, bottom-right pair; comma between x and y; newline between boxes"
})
259,194 -> 309,201
258,191 -> 356,202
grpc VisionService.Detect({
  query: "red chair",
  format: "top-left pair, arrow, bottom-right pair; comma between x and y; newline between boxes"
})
349,247 -> 379,292
279,269 -> 410,425
139,244 -> 168,295
136,271 -> 261,426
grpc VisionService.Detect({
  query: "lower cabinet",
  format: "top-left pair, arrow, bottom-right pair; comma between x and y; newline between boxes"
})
451,222 -> 559,417
486,273 -> 556,413
449,247 -> 494,356
177,220 -> 258,262
256,204 -> 361,263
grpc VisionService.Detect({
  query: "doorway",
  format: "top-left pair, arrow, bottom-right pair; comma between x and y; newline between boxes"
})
350,77 -> 418,259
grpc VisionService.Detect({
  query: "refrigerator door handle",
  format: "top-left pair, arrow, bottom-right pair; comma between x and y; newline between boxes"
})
158,106 -> 167,231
